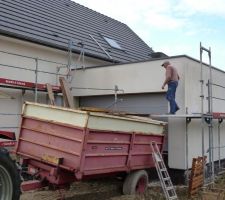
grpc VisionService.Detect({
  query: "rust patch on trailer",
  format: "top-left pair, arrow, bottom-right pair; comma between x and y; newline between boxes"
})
42,154 -> 63,165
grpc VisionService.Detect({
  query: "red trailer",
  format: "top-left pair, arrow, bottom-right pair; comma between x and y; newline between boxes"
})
15,102 -> 166,196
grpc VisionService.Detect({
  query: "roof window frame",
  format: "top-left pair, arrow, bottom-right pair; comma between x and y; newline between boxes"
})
103,36 -> 123,50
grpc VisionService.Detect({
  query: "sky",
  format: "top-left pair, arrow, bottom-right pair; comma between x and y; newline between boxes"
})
73,0 -> 225,70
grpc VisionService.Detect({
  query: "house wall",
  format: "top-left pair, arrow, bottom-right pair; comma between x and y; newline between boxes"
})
73,56 -> 225,170
169,57 -> 225,169
72,57 -> 185,100
0,35 -> 109,136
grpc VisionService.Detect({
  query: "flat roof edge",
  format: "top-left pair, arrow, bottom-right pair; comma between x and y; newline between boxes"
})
77,54 -> 224,74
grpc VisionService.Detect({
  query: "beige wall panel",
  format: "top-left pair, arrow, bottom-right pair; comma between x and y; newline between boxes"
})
23,103 -> 88,128
88,113 -> 165,135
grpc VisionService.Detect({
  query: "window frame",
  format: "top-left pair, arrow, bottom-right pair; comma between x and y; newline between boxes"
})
103,36 -> 123,50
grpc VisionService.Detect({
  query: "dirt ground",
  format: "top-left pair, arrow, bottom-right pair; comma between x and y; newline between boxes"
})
20,174 -> 225,200
20,177 -> 187,200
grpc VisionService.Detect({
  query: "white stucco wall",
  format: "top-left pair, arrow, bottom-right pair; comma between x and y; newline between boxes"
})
72,57 -> 185,97
0,35 -> 109,84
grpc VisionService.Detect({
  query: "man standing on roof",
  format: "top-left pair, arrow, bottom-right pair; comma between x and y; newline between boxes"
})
161,61 -> 180,114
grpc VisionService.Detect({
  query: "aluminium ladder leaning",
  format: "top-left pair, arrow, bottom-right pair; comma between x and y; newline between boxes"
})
151,141 -> 178,200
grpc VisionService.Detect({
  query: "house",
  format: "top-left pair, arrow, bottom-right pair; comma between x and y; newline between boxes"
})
1,0 -> 225,176
0,0 -> 162,137
0,0 -> 159,63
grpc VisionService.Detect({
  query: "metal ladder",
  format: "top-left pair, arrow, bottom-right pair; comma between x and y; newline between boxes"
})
151,141 -> 178,200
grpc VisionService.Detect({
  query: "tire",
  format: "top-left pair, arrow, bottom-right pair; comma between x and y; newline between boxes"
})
0,148 -> 21,200
123,170 -> 148,195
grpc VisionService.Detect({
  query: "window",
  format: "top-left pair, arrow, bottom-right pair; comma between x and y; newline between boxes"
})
103,37 -> 122,50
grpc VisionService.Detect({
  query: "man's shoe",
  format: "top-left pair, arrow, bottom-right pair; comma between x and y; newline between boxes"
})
169,112 -> 175,115
175,106 -> 180,113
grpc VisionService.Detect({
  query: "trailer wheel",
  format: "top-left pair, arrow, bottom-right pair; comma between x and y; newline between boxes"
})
123,170 -> 148,195
0,148 -> 21,200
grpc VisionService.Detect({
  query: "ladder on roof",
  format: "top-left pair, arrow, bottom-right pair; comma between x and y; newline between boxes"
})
151,141 -> 178,200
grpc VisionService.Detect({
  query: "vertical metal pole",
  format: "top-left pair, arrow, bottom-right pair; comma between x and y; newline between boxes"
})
56,66 -> 60,85
209,47 -> 212,113
35,58 -> 38,103
208,47 -> 214,182
200,42 -> 205,182
185,118 -> 190,185
82,49 -> 85,69
67,39 -> 73,81
68,40 -> 72,70
21,89 -> 25,105
207,80 -> 212,178
114,85 -> 118,111
201,43 -> 214,182
218,119 -> 222,170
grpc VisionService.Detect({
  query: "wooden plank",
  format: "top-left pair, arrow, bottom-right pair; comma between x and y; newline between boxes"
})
79,106 -> 110,113
59,77 -> 74,108
192,174 -> 204,184
190,177 -> 204,189
46,83 -> 55,105
192,171 -> 203,176
188,156 -> 207,198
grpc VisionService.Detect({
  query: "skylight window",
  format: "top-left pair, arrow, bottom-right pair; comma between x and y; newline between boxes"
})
104,37 -> 122,50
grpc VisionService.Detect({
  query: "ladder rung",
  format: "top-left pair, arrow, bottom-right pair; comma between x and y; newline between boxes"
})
163,177 -> 170,181
166,186 -> 174,191
155,154 -> 162,162
160,168 -> 167,172
169,196 -> 178,200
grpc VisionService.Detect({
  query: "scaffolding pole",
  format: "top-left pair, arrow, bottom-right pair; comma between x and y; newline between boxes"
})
35,58 -> 38,102
200,42 -> 205,181
200,42 -> 214,182
218,119 -> 223,169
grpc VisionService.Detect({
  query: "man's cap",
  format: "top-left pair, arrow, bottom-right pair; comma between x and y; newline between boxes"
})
161,61 -> 170,66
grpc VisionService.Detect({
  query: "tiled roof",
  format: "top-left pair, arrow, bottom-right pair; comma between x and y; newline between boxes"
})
0,0 -> 155,63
